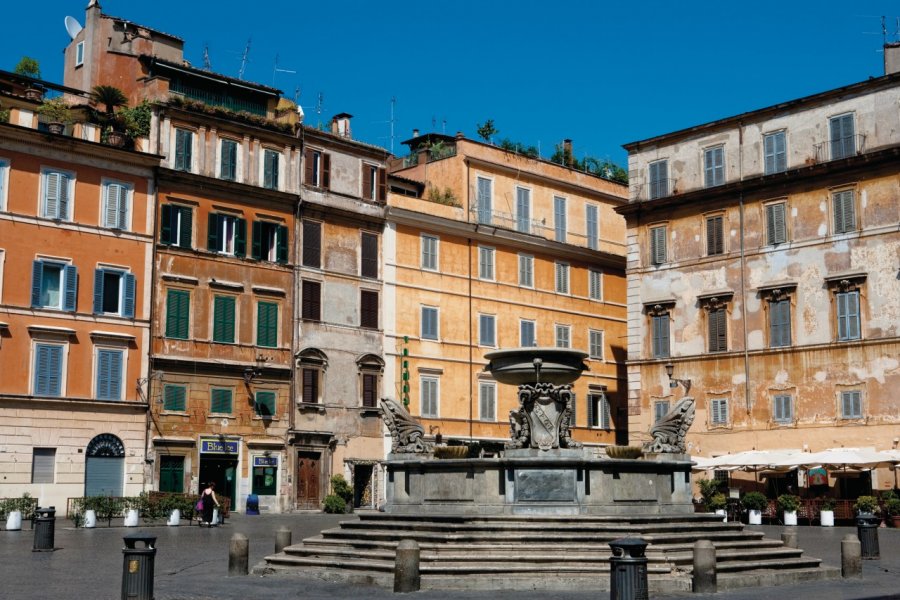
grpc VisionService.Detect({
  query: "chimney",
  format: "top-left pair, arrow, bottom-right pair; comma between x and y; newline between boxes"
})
885,43 -> 900,75
563,139 -> 573,167
412,128 -> 419,138
330,113 -> 353,139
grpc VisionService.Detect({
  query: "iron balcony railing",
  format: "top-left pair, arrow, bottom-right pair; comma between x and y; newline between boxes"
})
470,204 -> 548,236
632,178 -> 676,201
814,134 -> 867,163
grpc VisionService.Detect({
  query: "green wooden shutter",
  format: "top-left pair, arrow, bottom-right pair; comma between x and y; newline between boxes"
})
163,385 -> 187,412
276,225 -> 288,264
178,206 -> 193,248
207,213 -> 220,251
160,204 -> 173,244
235,218 -> 247,257
210,388 -> 233,414
251,221 -> 262,259
257,301 -> 278,347
213,296 -> 236,343
166,289 -> 190,339
255,391 -> 276,418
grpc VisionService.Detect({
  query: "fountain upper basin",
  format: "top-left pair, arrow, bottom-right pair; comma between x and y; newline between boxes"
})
483,347 -> 588,386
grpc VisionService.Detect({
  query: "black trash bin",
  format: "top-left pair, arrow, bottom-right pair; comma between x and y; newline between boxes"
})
609,537 -> 649,600
122,534 -> 157,600
856,513 -> 880,559
32,507 -> 56,552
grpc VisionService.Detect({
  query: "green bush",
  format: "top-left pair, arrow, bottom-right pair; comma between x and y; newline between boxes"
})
708,493 -> 727,511
331,474 -> 353,504
854,495 -> 879,515
884,498 -> 900,517
697,478 -> 721,509
741,491 -> 768,511
322,494 -> 347,514
820,497 -> 836,511
777,494 -> 801,513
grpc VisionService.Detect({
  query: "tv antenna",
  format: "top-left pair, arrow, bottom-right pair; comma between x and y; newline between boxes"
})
390,96 -> 396,154
238,38 -> 251,80
293,86 -> 301,104
316,92 -> 324,130
272,54 -> 296,87
203,44 -> 212,71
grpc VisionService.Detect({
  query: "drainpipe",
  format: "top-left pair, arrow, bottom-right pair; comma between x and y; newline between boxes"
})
467,164 -> 474,441
738,123 -> 751,414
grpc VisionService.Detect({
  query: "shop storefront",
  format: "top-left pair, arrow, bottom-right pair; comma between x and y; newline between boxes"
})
198,436 -> 240,509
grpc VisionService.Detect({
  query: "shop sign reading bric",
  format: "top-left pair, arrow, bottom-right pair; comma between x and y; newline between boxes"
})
200,438 -> 239,454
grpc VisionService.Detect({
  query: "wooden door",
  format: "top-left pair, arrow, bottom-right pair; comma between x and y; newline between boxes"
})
296,452 -> 321,509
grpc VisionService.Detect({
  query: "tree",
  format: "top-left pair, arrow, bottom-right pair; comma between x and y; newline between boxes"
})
89,85 -> 128,115
14,57 -> 40,79
476,119 -> 498,142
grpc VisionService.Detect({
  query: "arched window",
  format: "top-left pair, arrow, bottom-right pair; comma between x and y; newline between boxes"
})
84,433 -> 125,496
356,354 -> 384,409
297,348 -> 327,405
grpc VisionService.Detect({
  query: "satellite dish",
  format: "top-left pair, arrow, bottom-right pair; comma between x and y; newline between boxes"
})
64,16 -> 83,40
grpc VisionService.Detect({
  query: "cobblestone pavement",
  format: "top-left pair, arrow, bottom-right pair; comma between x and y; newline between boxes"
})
1,515 -> 898,599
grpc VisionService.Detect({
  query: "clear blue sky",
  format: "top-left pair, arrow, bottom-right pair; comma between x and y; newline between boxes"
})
3,1 -> 899,165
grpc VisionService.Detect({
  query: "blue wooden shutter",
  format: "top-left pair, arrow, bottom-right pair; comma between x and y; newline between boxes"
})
96,349 -> 123,400
93,269 -> 105,314
586,205 -> 598,250
477,178 -> 492,224
35,344 -> 63,396
652,314 -> 670,358
31,260 -> 43,307
122,273 -> 136,318
63,265 -> 78,311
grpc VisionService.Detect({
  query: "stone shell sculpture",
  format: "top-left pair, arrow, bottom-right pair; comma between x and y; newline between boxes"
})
381,398 -> 434,454
644,396 -> 696,454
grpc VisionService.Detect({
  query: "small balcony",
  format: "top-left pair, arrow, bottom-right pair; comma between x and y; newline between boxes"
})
813,134 -> 867,163
470,205 -> 547,236
633,178 -> 676,201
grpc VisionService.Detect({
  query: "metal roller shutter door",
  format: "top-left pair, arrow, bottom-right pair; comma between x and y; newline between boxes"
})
85,456 -> 124,496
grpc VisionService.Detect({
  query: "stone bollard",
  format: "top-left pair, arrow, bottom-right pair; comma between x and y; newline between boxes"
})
692,540 -> 717,593
781,530 -> 798,549
841,534 -> 862,579
393,539 -> 420,593
228,533 -> 249,576
275,526 -> 292,554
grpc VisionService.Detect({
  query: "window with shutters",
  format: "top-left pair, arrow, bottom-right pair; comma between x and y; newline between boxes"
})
649,225 -> 667,265
302,220 -> 322,268
360,290 -> 379,329
516,187 -> 531,233
160,204 -> 193,249
361,373 -> 378,408
704,146 -> 725,187
257,301 -> 278,348
773,394 -> 793,423
219,138 -> 238,181
95,347 -> 124,400
262,149 -> 280,190
163,384 -> 187,412
32,448 -> 56,484
589,330 -> 604,360
0,158 -> 9,211
520,319 -> 536,347
654,401 -> 670,423
421,306 -> 438,340
421,235 -> 438,270
207,213 -> 246,256
0,249 -> 5,303
589,269 -> 603,301
212,295 -> 236,344
555,324 -> 571,348
764,131 -> 787,174
479,382 -> 496,421
476,176 -> 492,224
301,280 -> 321,321
479,314 -> 496,347
765,202 -> 787,245
33,342 -> 65,397
420,376 -> 439,417
361,232 -> 378,279
586,204 -> 599,250
255,390 -> 276,419
710,398 -> 729,425
829,113 -> 855,160
839,390 -> 862,419
31,260 -> 77,311
650,312 -> 671,358
305,148 -> 330,188
649,160 -> 668,199
706,215 -> 724,256
300,366 -> 321,404
555,262 -> 569,294
252,221 -> 288,263
357,354 -> 383,409
588,392 -> 610,429
832,190 -> 856,234
362,164 -> 386,202
554,196 -> 567,242
101,180 -> 131,230
518,254 -> 533,288
209,388 -> 233,415
479,246 -> 495,280
707,307 -> 727,352
41,169 -> 74,220
93,268 -> 136,317
768,298 -> 792,348
173,128 -> 193,172
836,290 -> 861,341
165,289 -> 190,339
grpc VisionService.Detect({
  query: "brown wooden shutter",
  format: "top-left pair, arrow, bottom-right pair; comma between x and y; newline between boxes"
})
301,280 -> 321,321
362,373 -> 377,407
360,290 -> 378,329
377,167 -> 387,202
361,232 -> 378,279
304,148 -> 315,185
322,153 -> 331,189
362,164 -> 374,200
302,368 -> 318,403
302,221 -> 321,268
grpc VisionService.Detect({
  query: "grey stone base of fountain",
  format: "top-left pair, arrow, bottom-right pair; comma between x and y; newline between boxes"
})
384,449 -> 695,516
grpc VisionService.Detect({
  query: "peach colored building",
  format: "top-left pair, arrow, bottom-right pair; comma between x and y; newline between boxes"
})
385,134 -> 628,451
0,72 -> 159,509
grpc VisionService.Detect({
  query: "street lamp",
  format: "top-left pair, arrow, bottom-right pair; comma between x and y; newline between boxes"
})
665,361 -> 691,394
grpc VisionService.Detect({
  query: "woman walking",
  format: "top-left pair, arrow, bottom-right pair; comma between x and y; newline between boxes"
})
200,481 -> 220,527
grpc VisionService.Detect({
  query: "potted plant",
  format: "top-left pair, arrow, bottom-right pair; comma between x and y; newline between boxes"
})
14,57 -> 42,101
697,478 -> 720,511
741,491 -> 768,525
119,100 -> 151,146
881,491 -> 900,527
853,495 -> 879,516
777,494 -> 802,526
82,496 -> 104,528
89,85 -> 128,146
36,97 -> 73,134
819,497 -> 836,527
709,493 -> 727,521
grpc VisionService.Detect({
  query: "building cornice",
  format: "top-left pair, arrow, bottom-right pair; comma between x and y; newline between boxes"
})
156,167 -> 297,210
